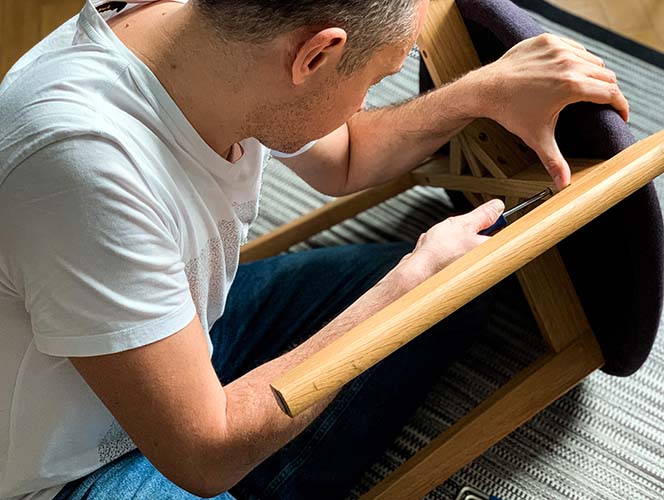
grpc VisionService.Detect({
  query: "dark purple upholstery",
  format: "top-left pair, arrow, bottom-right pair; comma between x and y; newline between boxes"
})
420,0 -> 664,376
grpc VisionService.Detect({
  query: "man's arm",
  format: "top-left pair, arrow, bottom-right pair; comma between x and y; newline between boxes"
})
278,77 -> 474,197
69,200 -> 504,498
67,260 -> 413,497
280,33 -> 629,195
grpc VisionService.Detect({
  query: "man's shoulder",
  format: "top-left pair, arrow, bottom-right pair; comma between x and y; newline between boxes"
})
0,37 -> 131,119
2,4 -> 128,96
0,43 -> 134,188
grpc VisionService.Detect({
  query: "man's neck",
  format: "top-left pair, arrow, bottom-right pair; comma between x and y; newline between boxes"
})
107,0 -> 252,161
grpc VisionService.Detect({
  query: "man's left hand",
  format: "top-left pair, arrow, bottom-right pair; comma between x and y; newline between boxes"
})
465,33 -> 629,190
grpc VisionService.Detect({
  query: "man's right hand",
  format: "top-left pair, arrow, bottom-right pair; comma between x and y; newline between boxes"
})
394,199 -> 505,289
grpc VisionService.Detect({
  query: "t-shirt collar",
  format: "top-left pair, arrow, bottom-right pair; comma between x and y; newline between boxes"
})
78,0 -> 259,169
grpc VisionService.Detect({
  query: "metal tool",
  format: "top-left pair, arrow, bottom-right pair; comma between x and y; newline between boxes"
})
455,485 -> 503,500
479,187 -> 553,236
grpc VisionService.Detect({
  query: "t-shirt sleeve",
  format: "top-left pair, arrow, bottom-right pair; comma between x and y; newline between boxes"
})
0,137 -> 197,357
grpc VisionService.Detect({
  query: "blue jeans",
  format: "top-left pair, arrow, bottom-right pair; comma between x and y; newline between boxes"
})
54,242 -> 495,500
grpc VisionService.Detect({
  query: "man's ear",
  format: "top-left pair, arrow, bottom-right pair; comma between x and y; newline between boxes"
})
291,28 -> 347,85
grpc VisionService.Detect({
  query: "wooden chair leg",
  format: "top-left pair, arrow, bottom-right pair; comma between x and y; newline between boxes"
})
356,196 -> 598,499
362,238 -> 603,499
362,331 -> 604,500
517,248 -> 589,352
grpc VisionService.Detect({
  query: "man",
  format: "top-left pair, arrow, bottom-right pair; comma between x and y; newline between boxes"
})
0,0 -> 628,499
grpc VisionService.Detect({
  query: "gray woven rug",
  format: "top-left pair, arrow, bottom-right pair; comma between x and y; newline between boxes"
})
247,9 -> 664,500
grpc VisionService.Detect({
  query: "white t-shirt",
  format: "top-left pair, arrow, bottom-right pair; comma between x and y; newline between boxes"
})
0,1 -> 315,498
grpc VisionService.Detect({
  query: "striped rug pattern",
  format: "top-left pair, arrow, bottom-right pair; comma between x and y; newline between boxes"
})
246,9 -> 664,500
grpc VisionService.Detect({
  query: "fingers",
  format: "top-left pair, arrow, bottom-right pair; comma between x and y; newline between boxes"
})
581,61 -> 617,84
563,48 -> 615,83
570,47 -> 606,68
563,52 -> 623,98
557,35 -> 586,51
531,127 -> 571,189
559,50 -> 629,121
541,34 -> 625,101
553,34 -> 605,67
462,199 -> 505,233
571,79 -> 630,122
540,32 -> 607,70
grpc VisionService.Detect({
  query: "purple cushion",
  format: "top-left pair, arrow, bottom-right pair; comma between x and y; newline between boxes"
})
422,0 -> 664,375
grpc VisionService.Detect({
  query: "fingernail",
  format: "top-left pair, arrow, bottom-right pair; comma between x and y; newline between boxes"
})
490,199 -> 504,211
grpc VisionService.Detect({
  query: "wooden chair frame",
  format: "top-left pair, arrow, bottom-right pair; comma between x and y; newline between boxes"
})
239,1 -> 664,498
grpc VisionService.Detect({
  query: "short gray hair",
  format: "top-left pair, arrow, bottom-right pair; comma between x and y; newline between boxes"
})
194,0 -> 420,74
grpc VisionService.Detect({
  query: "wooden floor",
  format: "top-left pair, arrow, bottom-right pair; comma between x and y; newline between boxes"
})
0,0 -> 84,76
549,0 -> 664,51
0,0 -> 663,78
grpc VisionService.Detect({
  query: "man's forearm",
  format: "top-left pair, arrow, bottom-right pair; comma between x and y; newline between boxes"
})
216,261 -> 418,490
344,70 -> 485,194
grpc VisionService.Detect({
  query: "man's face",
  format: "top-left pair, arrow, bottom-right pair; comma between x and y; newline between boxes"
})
252,0 -> 430,153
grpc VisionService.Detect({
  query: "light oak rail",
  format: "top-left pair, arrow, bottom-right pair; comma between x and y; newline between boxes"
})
270,131 -> 664,418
